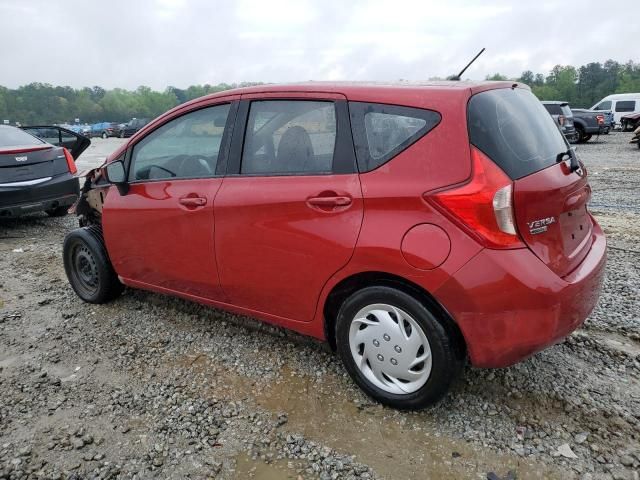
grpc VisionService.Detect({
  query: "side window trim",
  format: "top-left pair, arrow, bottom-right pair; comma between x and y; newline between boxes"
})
349,102 -> 442,173
126,101 -> 239,183
225,98 -> 357,176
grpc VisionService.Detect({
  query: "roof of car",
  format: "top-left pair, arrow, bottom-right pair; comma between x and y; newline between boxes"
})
541,101 -> 569,105
185,80 -> 524,104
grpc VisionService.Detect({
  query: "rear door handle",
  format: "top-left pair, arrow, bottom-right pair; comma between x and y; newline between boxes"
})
179,196 -> 207,207
307,196 -> 352,208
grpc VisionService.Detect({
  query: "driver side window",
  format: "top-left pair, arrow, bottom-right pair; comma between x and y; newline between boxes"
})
129,104 -> 230,181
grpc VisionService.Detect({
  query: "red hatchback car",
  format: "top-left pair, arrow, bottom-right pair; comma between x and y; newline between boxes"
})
63,82 -> 606,409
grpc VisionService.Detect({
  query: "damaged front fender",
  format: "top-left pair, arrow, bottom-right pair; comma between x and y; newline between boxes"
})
71,167 -> 110,227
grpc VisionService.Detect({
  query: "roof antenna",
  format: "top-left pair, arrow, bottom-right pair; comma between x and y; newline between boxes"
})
449,48 -> 486,81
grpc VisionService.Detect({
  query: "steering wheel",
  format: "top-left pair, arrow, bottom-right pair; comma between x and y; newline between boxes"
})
148,164 -> 176,178
176,155 -> 212,177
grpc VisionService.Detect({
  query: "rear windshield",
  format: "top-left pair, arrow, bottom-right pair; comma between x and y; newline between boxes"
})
468,88 -> 568,180
0,125 -> 44,148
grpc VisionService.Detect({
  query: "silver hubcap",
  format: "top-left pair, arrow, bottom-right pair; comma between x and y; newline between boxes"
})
348,303 -> 432,395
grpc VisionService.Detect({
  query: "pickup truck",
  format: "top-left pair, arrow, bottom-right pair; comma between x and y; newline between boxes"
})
570,109 -> 606,143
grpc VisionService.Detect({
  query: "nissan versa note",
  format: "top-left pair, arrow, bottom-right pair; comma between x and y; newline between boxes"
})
63,82 -> 606,409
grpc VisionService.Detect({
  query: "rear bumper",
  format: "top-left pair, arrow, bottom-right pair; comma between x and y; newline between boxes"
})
0,174 -> 79,217
433,217 -> 607,368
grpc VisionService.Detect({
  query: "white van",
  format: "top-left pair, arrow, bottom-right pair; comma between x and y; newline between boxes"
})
591,93 -> 640,126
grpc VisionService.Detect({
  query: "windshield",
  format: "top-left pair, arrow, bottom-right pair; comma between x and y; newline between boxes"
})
0,125 -> 44,148
468,88 -> 568,180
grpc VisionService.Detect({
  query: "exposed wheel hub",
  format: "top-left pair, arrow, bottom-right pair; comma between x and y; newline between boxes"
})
74,245 -> 98,290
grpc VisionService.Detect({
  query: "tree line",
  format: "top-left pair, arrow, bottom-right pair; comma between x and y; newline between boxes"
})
1,59 -> 639,125
0,83 -> 261,125
485,59 -> 640,108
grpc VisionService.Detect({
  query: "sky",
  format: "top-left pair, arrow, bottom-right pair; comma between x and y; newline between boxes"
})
1,0 -> 639,90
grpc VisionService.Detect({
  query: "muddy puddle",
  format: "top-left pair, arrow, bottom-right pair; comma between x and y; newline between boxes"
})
252,370 -> 566,480
234,453 -> 308,480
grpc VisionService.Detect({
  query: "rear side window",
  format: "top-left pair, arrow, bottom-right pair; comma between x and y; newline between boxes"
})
468,88 -> 568,180
615,100 -> 636,112
349,102 -> 441,172
241,100 -> 336,175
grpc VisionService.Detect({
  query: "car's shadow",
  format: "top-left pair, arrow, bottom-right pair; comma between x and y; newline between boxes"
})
0,212 -> 69,238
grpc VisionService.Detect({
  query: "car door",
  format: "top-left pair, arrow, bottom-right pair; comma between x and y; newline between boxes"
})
214,93 -> 363,322
102,100 -> 238,300
21,126 -> 90,159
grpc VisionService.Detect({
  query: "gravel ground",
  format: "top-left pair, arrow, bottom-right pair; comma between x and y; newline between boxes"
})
1,133 -> 639,480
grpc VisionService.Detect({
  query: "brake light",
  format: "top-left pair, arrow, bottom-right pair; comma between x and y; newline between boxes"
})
63,147 -> 77,175
596,115 -> 604,125
558,115 -> 565,126
426,146 -> 524,249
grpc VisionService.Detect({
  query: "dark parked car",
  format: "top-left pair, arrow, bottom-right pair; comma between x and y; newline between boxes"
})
118,118 -> 149,138
621,112 -> 640,131
91,122 -> 120,139
63,82 -> 605,409
0,125 -> 89,217
570,109 -> 607,142
541,101 -> 576,141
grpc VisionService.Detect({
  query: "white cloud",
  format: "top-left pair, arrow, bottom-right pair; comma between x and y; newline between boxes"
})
0,0 -> 638,88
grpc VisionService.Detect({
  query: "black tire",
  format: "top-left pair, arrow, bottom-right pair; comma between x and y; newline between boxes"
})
101,132 -> 108,139
335,286 -> 464,409
119,131 -> 125,138
575,126 -> 587,143
63,226 -> 123,303
45,206 -> 69,217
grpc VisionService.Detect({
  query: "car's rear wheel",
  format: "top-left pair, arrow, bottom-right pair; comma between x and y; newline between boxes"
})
63,226 -> 123,303
45,206 -> 69,217
102,132 -> 108,139
335,286 -> 463,409
575,126 -> 587,143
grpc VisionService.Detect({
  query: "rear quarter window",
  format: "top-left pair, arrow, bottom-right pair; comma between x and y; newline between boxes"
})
349,102 -> 441,172
543,104 -> 562,115
467,88 -> 568,180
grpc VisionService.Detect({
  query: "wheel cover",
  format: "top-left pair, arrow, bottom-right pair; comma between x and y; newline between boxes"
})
71,244 -> 99,296
348,303 -> 432,395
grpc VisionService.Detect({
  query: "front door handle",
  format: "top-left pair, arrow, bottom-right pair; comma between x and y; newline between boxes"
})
179,196 -> 207,207
307,195 -> 352,208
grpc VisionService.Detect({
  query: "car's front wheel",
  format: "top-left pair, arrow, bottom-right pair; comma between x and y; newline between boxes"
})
63,226 -> 123,303
335,286 -> 464,409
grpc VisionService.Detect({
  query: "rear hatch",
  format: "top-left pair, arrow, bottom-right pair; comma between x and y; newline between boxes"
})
0,126 -> 66,184
468,88 -> 593,277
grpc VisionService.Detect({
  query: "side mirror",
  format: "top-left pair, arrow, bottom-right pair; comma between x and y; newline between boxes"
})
104,160 -> 129,195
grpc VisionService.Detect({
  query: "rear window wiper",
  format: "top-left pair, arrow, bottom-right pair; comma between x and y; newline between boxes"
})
556,148 -> 580,172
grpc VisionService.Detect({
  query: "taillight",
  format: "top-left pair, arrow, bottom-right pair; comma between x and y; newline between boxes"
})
426,146 -> 524,249
596,115 -> 604,125
63,148 -> 77,175
558,115 -> 565,126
